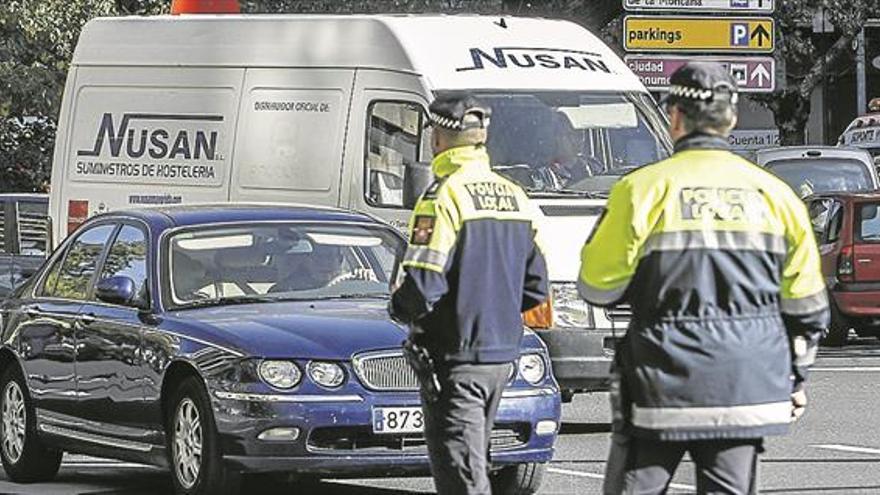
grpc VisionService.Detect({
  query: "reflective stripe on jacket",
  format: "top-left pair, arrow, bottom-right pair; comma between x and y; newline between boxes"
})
578,134 -> 829,441
390,145 -> 549,364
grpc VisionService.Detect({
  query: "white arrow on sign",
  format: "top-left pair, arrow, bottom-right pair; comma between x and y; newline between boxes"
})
750,63 -> 771,87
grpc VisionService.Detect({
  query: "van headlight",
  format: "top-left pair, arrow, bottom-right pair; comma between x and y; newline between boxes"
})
307,361 -> 346,388
551,282 -> 593,328
518,354 -> 546,385
259,360 -> 302,389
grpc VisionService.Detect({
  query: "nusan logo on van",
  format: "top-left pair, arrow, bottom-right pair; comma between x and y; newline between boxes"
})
74,113 -> 224,184
456,47 -> 613,73
78,113 -> 222,160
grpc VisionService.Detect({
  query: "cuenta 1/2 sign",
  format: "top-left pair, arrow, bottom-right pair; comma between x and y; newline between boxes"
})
625,55 -> 775,92
623,0 -> 774,13
624,16 -> 774,53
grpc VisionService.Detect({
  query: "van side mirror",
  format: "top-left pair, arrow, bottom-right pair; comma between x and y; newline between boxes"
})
96,276 -> 139,308
403,161 -> 434,209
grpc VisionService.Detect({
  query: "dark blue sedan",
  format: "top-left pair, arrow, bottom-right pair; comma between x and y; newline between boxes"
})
0,205 -> 561,495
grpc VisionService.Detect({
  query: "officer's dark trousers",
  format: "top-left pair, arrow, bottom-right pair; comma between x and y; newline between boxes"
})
608,437 -> 762,495
421,362 -> 510,495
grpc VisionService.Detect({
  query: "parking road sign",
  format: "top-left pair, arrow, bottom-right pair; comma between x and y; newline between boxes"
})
624,16 -> 775,53
623,0 -> 774,13
625,55 -> 776,92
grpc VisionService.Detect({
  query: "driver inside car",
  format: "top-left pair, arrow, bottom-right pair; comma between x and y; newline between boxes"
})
270,244 -> 378,293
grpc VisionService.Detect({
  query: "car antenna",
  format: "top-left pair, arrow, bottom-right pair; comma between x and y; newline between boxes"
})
495,18 -> 508,29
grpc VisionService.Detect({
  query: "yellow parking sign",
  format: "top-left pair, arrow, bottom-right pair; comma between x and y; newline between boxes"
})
624,16 -> 774,53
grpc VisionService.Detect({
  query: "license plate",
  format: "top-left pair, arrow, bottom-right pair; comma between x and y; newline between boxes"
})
372,406 -> 424,434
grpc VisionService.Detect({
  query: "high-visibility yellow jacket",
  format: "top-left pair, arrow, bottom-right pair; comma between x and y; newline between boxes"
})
578,134 -> 829,440
390,145 -> 549,363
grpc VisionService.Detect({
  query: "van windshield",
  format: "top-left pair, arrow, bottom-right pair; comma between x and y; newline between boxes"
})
450,91 -> 672,197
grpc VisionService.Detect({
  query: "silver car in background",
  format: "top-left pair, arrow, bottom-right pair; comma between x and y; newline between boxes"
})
757,146 -> 879,198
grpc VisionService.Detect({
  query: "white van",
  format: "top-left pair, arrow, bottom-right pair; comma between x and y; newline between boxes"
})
50,13 -> 672,398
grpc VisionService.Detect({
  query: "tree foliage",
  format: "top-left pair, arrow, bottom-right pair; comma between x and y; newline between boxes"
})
750,0 -> 880,145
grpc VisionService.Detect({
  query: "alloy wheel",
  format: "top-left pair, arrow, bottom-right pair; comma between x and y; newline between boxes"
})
173,398 -> 203,489
1,381 -> 26,463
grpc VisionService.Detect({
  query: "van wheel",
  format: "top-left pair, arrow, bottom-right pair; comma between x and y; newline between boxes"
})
824,304 -> 849,347
167,376 -> 240,495
491,462 -> 546,495
0,366 -> 62,482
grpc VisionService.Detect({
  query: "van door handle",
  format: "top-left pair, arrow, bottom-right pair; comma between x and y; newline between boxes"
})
857,258 -> 873,264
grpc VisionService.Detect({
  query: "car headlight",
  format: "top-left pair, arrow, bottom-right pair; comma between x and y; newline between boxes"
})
518,354 -> 546,385
258,360 -> 302,389
551,282 -> 593,328
307,361 -> 346,388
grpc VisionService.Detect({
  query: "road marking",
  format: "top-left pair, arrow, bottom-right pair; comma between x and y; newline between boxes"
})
812,444 -> 880,456
810,367 -> 880,372
548,467 -> 697,491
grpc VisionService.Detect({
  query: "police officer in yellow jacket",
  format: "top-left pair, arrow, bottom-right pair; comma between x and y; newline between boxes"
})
578,63 -> 830,494
390,94 -> 549,495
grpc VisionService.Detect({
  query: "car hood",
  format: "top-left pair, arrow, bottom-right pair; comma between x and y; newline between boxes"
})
162,299 -> 409,360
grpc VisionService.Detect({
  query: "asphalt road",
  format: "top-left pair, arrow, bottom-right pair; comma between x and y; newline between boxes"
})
1,338 -> 879,494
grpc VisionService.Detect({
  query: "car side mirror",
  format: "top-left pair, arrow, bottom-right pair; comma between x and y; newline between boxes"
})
403,161 -> 433,210
95,276 -> 139,308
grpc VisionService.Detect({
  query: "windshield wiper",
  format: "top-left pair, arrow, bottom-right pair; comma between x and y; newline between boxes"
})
525,188 -> 607,199
313,293 -> 390,301
175,295 -> 277,310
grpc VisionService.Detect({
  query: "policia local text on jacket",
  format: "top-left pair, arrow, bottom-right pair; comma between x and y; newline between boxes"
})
390,142 -> 549,494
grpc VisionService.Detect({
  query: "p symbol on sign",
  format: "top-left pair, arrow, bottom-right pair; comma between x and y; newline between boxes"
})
731,23 -> 749,46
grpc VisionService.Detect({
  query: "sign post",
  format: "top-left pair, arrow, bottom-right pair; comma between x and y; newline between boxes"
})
624,16 -> 774,53
625,55 -> 775,92
623,0 -> 774,13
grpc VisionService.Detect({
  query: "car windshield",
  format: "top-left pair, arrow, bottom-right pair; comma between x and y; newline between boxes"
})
456,91 -> 671,197
166,222 -> 405,309
766,159 -> 874,197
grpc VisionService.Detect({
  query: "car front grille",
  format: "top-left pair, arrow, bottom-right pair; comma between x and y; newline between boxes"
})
308,423 -> 529,452
352,351 -> 419,391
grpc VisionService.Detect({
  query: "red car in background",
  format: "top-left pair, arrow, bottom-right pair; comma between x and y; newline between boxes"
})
808,192 -> 880,346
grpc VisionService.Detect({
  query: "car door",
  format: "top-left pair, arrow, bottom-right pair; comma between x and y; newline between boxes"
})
808,198 -> 844,278
853,200 -> 880,283
17,222 -> 117,419
345,72 -> 432,232
75,222 -> 149,435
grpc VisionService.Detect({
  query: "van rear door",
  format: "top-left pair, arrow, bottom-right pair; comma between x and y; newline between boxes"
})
853,201 -> 880,282
230,69 -> 355,207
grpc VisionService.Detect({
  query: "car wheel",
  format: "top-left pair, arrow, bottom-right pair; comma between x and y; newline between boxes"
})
0,365 -> 62,482
824,303 -> 850,347
490,462 -> 546,495
167,376 -> 240,495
